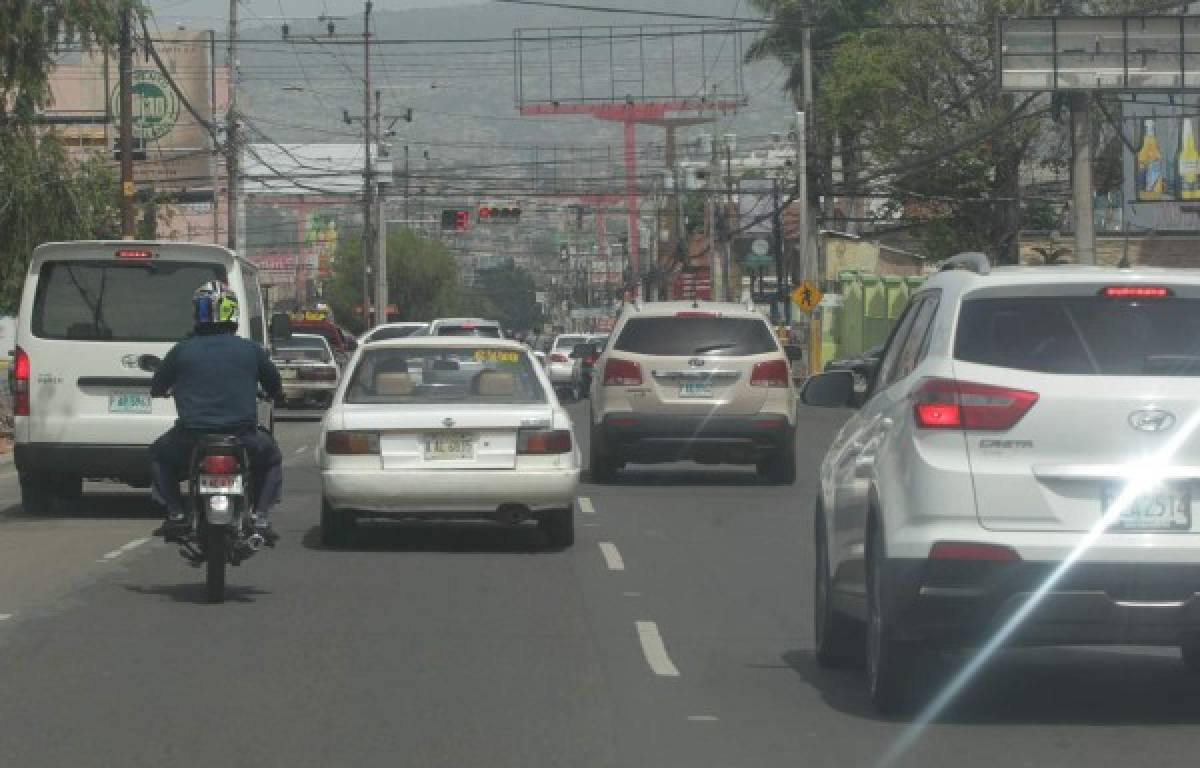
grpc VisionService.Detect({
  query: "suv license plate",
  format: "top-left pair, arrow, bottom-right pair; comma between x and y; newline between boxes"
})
109,393 -> 152,414
680,381 -> 713,398
1104,484 -> 1192,531
424,434 -> 475,460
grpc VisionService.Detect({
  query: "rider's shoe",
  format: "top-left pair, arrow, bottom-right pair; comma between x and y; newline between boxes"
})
154,512 -> 191,542
253,520 -> 280,547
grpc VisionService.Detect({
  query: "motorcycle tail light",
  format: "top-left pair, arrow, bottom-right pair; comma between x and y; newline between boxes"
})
201,455 -> 240,474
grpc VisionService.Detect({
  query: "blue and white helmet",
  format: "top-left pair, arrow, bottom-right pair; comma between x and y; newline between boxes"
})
193,281 -> 240,326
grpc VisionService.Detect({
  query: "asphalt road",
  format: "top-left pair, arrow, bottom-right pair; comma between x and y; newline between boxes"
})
0,404 -> 1198,768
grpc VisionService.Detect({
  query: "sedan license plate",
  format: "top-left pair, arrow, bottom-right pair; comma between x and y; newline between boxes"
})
1105,484 -> 1192,531
424,433 -> 475,460
680,380 -> 713,398
109,393 -> 151,414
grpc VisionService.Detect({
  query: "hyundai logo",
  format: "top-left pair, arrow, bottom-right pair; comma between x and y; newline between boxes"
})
687,358 -> 706,367
1129,408 -> 1176,433
442,417 -> 456,428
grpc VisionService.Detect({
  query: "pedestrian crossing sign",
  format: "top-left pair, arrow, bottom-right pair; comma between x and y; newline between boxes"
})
791,281 -> 823,314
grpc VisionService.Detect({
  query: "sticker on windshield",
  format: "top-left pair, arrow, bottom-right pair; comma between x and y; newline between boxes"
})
474,349 -> 520,364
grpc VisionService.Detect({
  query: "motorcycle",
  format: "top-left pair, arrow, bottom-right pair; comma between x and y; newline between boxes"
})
141,355 -> 270,604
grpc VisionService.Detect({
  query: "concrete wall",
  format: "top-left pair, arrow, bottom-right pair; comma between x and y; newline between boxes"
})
1019,234 -> 1200,267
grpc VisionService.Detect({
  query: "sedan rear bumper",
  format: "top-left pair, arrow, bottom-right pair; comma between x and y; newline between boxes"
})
881,558 -> 1200,647
322,468 -> 579,515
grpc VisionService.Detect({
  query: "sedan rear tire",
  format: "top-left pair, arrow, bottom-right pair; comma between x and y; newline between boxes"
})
540,506 -> 574,548
320,498 -> 356,547
589,426 -> 618,484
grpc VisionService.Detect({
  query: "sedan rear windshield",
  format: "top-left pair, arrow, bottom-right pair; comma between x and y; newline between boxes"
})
955,296 -> 1200,376
274,340 -> 332,363
33,260 -> 226,342
344,347 -> 546,404
613,317 -> 779,357
366,326 -> 424,343
435,325 -> 501,338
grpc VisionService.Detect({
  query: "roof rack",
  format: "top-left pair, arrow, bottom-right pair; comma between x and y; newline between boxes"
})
939,251 -> 991,276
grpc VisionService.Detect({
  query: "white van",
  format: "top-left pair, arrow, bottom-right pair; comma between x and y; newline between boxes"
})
11,241 -> 274,513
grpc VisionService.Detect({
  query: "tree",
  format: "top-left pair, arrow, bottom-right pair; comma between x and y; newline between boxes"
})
475,263 -> 543,333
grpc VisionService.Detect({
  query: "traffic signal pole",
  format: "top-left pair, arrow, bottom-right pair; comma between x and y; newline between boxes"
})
118,8 -> 135,238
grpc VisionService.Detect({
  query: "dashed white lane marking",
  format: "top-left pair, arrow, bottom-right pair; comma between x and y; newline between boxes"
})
0,614 -> 12,621
579,497 -> 596,515
101,537 -> 151,561
294,446 -> 308,455
687,715 -> 719,722
582,522 -> 600,527
623,591 -> 642,598
598,541 -> 625,571
635,620 -> 680,677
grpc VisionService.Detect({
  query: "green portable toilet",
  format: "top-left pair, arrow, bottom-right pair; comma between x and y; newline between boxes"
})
862,273 -> 889,351
905,274 -> 926,294
838,271 -> 863,358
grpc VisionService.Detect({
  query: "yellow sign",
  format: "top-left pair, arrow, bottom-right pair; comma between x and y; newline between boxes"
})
122,181 -> 135,197
290,309 -> 330,322
792,280 -> 824,314
474,349 -> 520,364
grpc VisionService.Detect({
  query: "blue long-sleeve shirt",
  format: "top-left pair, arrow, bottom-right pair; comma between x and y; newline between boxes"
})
151,331 -> 282,431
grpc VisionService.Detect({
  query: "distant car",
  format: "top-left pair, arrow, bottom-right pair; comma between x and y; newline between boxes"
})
362,322 -> 428,344
272,333 -> 340,409
319,337 -> 579,548
824,345 -> 883,392
589,301 -> 797,484
288,314 -> 355,366
546,333 -> 590,395
426,318 -> 502,338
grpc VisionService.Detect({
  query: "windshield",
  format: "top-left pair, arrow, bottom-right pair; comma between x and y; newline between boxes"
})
366,326 -> 425,343
956,295 -> 1200,376
435,325 -> 501,338
614,317 -> 779,356
274,338 -> 332,363
33,260 -> 226,342
344,346 -> 545,404
554,335 -> 587,349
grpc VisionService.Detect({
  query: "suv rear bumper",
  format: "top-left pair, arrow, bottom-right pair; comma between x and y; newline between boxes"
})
16,443 -> 150,484
882,558 -> 1200,647
598,412 -> 793,464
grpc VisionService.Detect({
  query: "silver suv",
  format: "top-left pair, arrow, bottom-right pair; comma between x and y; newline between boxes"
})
588,301 -> 797,483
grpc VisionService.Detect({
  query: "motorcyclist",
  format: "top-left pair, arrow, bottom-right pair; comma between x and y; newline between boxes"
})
149,281 -> 285,544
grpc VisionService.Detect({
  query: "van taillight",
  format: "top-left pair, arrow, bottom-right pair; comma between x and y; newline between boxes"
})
201,455 -> 240,474
603,358 -> 643,386
912,378 -> 1038,430
12,347 -> 29,416
750,359 -> 790,387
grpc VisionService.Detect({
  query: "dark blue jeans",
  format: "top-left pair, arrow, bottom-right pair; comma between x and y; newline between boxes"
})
150,425 -> 283,522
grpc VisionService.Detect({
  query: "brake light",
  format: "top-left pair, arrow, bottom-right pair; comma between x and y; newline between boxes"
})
550,353 -> 569,364
325,431 -> 380,455
201,455 -> 240,474
11,346 -> 29,416
115,249 -> 152,259
675,311 -> 718,318
912,378 -> 1038,430
299,367 -> 338,381
929,541 -> 1020,562
603,358 -> 643,386
750,359 -> 790,387
584,356 -> 596,366
517,428 -> 572,454
1102,286 -> 1171,298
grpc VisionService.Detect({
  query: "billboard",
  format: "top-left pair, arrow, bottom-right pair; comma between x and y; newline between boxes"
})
1121,97 -> 1200,231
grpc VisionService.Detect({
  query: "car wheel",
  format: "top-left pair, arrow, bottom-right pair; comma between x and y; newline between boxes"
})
539,506 -> 574,548
320,498 -> 356,547
589,425 -> 618,484
814,504 -> 865,669
866,519 -> 929,715
19,473 -> 56,515
1182,634 -> 1200,670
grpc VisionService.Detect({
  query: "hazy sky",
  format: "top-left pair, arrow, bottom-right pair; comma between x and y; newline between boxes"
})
146,0 -> 472,28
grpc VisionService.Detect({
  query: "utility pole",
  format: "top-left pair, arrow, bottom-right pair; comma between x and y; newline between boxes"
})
724,136 -> 736,302
361,1 -> 374,326
708,134 -> 723,303
1070,92 -> 1096,265
772,177 -> 789,324
118,7 -> 135,238
795,111 -> 808,283
375,88 -> 388,322
801,1 -> 819,285
210,30 -> 220,244
226,0 -> 239,250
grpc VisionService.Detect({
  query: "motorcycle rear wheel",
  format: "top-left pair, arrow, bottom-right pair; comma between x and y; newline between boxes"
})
205,524 -> 227,604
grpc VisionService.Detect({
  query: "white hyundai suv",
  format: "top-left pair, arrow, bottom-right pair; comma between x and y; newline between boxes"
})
590,301 -> 796,483
802,253 -> 1200,713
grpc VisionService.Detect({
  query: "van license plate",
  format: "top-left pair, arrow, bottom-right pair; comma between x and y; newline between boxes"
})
109,393 -> 152,414
424,433 -> 475,460
1105,485 -> 1191,531
680,381 -> 713,398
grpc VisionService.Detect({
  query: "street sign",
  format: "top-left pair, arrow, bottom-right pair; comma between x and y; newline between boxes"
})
791,280 -> 823,314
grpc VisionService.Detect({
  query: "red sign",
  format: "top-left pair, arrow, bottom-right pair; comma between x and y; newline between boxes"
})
674,269 -> 712,300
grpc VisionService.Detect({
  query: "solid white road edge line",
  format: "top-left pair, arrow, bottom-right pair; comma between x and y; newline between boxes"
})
579,496 -> 596,515
635,620 -> 680,677
598,541 -> 625,571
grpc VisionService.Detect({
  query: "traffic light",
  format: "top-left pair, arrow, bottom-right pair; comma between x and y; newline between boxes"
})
440,208 -> 470,231
477,203 -> 521,223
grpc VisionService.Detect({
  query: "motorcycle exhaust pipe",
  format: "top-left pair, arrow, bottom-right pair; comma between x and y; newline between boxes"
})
246,533 -> 265,551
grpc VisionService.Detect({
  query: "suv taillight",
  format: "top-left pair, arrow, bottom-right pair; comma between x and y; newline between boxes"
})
12,346 -> 29,416
603,358 -> 643,386
750,359 -> 790,387
912,378 -> 1038,430
201,455 -> 240,474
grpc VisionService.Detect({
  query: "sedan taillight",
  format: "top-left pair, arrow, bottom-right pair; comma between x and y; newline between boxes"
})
912,378 -> 1038,430
602,358 -> 643,386
325,431 -> 380,455
550,353 -> 569,364
517,428 -> 572,454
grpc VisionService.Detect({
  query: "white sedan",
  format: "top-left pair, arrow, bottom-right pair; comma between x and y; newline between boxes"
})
318,337 -> 580,547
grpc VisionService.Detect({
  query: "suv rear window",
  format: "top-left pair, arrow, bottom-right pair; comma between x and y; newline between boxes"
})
33,260 -> 226,342
955,296 -> 1200,376
614,316 -> 779,357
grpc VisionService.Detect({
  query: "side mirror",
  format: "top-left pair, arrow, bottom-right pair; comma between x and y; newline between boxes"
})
269,313 -> 292,342
801,370 -> 857,408
138,354 -> 163,373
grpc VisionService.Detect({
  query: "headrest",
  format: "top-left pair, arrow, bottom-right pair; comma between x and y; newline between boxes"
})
474,370 -> 515,397
375,372 -> 415,396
